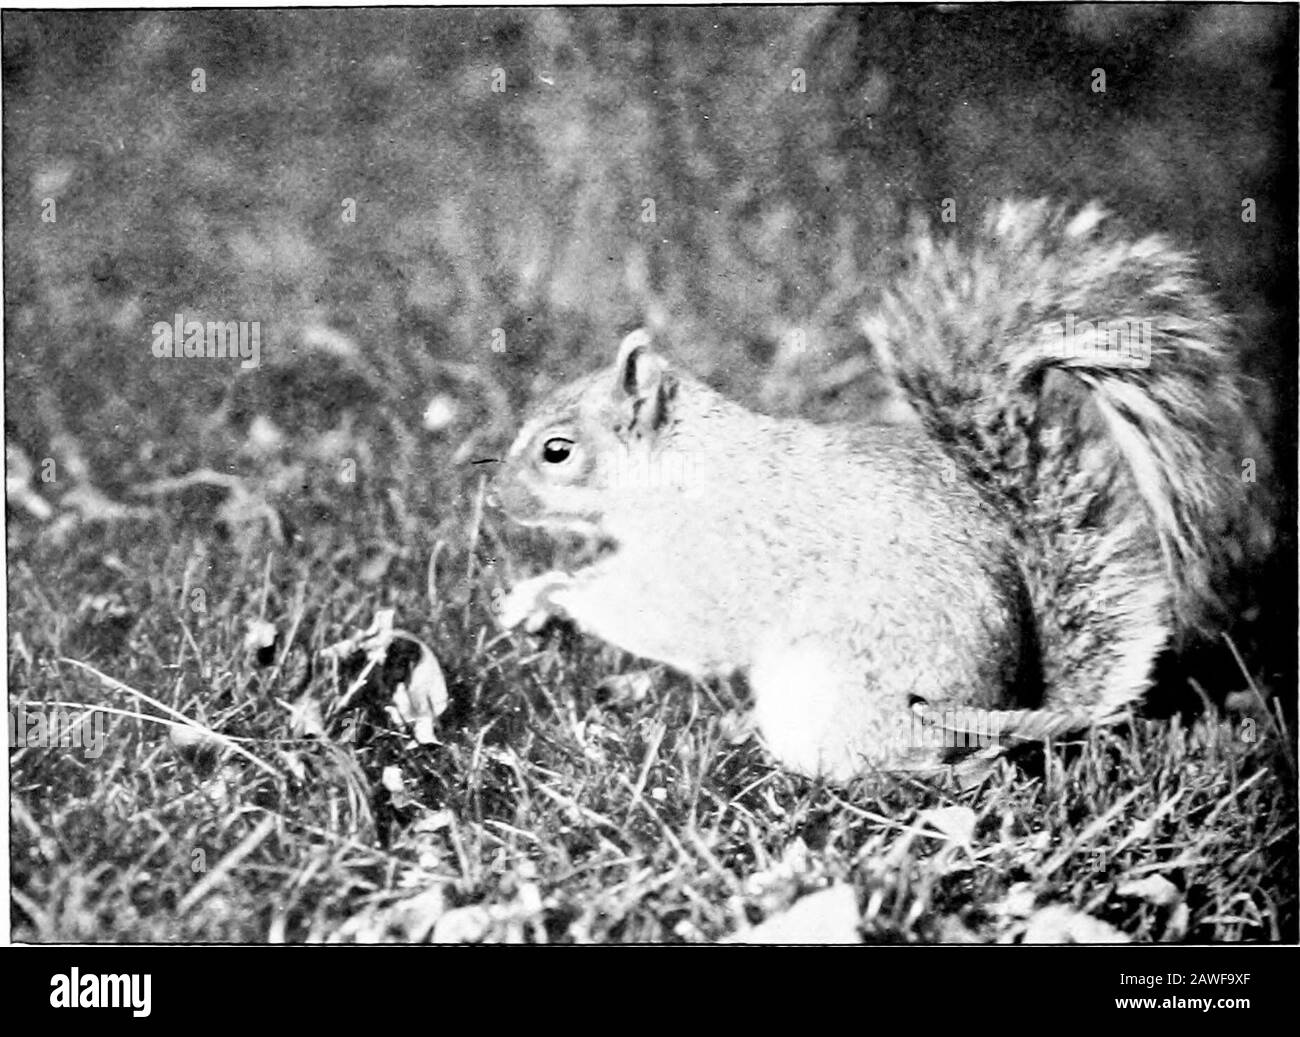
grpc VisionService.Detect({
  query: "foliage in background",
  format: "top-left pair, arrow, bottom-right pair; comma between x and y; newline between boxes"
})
5,7 -> 1294,474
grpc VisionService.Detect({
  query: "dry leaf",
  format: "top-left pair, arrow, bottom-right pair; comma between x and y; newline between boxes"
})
277,749 -> 307,783
934,915 -> 984,943
1116,874 -> 1181,907
359,609 -> 397,663
381,765 -> 410,809
1164,902 -> 1191,941
995,882 -> 1038,920
412,808 -> 456,834
780,837 -> 810,874
323,609 -> 399,666
1022,904 -> 1130,944
727,884 -> 860,945
394,887 -> 450,942
718,709 -> 756,746
597,670 -> 655,705
287,693 -> 326,738
432,905 -> 493,944
322,610 -> 444,737
244,619 -> 278,664
389,647 -> 448,745
918,805 -> 977,847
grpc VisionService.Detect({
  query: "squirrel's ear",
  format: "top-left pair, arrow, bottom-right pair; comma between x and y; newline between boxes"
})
612,328 -> 673,433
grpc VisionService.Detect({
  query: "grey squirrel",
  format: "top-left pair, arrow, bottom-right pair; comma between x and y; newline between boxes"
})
494,199 -> 1255,781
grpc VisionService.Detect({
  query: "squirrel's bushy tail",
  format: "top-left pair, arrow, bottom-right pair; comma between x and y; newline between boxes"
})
865,199 -> 1251,730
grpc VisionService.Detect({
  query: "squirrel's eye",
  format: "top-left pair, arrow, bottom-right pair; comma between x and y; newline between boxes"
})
541,437 -> 574,464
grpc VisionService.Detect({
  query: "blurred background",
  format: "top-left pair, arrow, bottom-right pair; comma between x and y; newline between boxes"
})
3,3 -> 1295,569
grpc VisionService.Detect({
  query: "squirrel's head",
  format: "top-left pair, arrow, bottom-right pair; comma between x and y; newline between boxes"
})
495,329 -> 688,536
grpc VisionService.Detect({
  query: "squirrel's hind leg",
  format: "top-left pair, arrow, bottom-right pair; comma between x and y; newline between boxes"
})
749,638 -> 924,782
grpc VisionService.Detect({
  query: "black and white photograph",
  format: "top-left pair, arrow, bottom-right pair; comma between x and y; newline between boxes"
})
2,1 -> 1296,970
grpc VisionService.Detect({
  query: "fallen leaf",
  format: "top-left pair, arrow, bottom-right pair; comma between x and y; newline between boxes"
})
1022,904 -> 1130,944
381,765 -> 410,809
780,837 -> 810,874
1164,902 -> 1191,941
994,882 -> 1038,920
244,619 -> 278,665
390,646 -> 448,745
322,611 -> 445,735
394,887 -> 450,942
1116,874 -> 1181,907
412,808 -> 456,834
359,609 -> 397,663
727,883 -> 860,945
597,670 -> 655,705
918,805 -> 977,847
718,709 -> 756,746
323,609 -> 398,667
934,915 -> 984,943
277,749 -> 307,783
287,694 -> 326,738
432,905 -> 493,944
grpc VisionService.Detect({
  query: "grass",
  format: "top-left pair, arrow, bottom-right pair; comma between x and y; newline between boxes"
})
8,480 -> 1296,943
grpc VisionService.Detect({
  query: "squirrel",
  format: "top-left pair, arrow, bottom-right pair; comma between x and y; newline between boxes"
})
492,199 -> 1255,782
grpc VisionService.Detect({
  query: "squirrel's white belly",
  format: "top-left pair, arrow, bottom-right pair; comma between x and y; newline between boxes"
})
559,593 -> 741,679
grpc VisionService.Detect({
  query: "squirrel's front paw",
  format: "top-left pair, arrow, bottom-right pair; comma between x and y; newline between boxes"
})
497,571 -> 572,633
